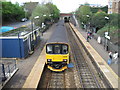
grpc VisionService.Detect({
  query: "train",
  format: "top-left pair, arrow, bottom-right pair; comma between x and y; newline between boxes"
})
45,20 -> 70,72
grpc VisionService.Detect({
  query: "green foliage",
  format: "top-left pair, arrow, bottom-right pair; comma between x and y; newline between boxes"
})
45,3 -> 60,19
23,2 -> 38,18
97,25 -> 119,44
79,5 -> 91,15
97,13 -> 120,44
109,13 -> 120,27
31,5 -> 51,25
2,1 -> 25,21
90,6 -> 108,13
0,2 -> 1,26
31,3 -> 60,26
91,11 -> 107,29
97,25 -> 118,36
76,3 -> 119,44
76,5 -> 92,24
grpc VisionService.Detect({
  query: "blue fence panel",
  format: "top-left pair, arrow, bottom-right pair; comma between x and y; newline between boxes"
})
1,38 -> 24,58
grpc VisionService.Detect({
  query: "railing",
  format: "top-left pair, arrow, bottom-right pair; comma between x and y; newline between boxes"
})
0,60 -> 17,87
93,33 -> 119,54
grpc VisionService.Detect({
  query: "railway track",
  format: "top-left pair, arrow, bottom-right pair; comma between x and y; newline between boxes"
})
38,22 -> 109,89
38,66 -> 66,89
65,23 -> 102,88
47,72 -> 65,88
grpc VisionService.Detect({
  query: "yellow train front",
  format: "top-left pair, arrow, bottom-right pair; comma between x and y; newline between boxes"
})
45,21 -> 70,72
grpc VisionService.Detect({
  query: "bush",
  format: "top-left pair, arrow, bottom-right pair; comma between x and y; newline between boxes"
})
91,11 -> 108,30
2,2 -> 25,22
109,13 -> 120,27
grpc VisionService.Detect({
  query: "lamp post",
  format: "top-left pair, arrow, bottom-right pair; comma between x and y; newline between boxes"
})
49,14 -> 53,23
42,14 -> 46,29
104,16 -> 110,51
105,16 -> 110,35
31,16 -> 40,51
86,15 -> 90,32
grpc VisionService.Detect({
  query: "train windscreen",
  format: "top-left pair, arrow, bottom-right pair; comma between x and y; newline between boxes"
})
46,44 -> 68,54
46,44 -> 53,54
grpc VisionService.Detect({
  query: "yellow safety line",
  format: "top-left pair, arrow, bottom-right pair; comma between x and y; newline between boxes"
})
22,47 -> 46,88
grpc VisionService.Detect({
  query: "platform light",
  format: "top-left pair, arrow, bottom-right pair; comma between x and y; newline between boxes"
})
31,16 -> 40,52
104,16 -> 110,51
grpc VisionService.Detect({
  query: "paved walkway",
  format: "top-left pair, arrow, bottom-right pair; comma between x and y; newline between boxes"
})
75,19 -> 119,77
3,24 -> 56,88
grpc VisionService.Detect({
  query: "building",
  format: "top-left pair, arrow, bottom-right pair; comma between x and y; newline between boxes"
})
79,4 -> 104,7
60,13 -> 72,20
108,0 -> 120,14
0,27 -> 41,58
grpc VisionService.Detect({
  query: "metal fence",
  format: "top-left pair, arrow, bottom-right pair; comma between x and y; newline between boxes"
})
0,60 -> 17,87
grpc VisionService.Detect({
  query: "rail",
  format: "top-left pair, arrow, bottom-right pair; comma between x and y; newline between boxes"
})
47,72 -> 65,88
66,23 -> 101,88
69,23 -> 119,88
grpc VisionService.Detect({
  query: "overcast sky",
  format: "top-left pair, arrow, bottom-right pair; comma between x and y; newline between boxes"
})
8,0 -> 108,13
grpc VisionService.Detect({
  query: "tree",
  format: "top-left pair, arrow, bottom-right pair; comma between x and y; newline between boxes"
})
0,1 -> 2,26
2,1 -> 25,22
109,13 -> 120,27
31,3 -> 60,26
45,3 -> 60,22
0,1 -> 2,16
23,2 -> 38,18
90,5 -> 108,13
76,5 -> 92,25
91,11 -> 108,32
12,2 -> 25,20
31,4 -> 51,26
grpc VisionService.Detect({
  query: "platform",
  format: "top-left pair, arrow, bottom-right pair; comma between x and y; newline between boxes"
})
69,23 -> 119,88
22,23 -> 119,89
22,47 -> 45,88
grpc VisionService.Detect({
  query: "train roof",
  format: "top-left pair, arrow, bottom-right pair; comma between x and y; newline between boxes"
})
47,21 -> 68,44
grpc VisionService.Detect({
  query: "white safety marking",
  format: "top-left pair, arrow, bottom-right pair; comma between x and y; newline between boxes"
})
101,66 -> 110,72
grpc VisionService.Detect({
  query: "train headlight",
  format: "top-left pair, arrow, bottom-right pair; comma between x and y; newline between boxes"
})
47,59 -> 52,62
63,59 -> 67,62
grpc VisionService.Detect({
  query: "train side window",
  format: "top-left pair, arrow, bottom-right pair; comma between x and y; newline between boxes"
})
54,45 -> 61,54
47,45 -> 53,54
62,45 -> 68,54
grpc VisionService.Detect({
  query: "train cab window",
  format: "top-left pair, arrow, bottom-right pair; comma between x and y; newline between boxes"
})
54,45 -> 61,54
62,45 -> 68,54
47,45 -> 53,54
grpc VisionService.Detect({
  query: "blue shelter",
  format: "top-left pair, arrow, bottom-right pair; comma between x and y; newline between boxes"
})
0,27 -> 41,58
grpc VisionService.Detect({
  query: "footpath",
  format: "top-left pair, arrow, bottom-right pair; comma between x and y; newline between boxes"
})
75,20 -> 119,77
